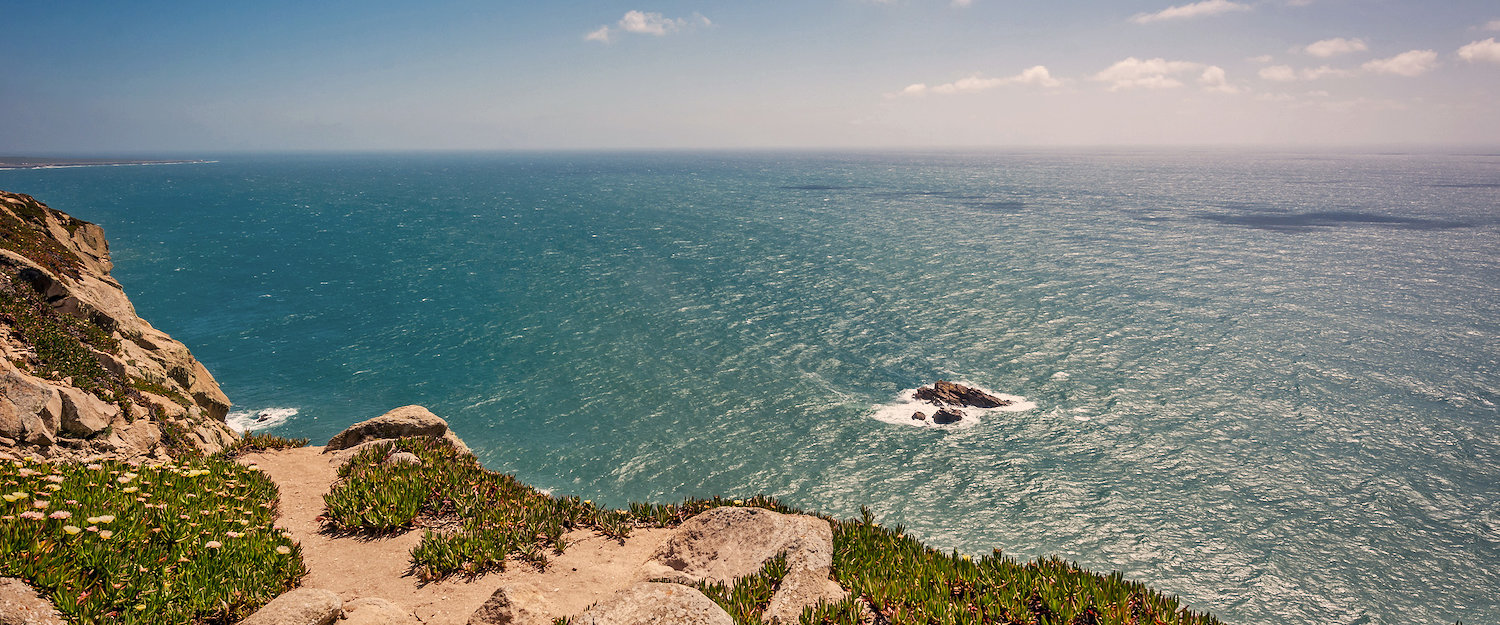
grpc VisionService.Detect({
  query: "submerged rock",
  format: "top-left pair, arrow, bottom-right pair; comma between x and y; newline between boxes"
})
913,380 -> 1010,409
910,411 -> 926,421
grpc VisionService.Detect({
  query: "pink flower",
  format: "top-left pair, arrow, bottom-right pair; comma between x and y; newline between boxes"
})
19,511 -> 44,520
32,500 -> 49,509
48,511 -> 70,520
205,540 -> 222,549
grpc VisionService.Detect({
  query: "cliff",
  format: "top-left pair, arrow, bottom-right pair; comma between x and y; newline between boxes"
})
0,190 -> 235,460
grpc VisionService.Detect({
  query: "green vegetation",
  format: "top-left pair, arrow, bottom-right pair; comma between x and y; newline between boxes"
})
210,433 -> 310,460
0,194 -> 86,279
330,438 -> 1222,625
323,438 -> 632,580
0,283 -> 120,396
0,455 -> 305,624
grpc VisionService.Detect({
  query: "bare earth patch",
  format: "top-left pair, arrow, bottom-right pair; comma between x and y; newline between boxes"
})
241,446 -> 672,624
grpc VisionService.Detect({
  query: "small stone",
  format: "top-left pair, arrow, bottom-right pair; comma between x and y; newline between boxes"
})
385,452 -> 422,467
910,412 -> 926,421
575,583 -> 732,625
467,584 -> 551,625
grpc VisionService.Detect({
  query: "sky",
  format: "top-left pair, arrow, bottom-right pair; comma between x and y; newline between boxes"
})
2,0 -> 1499,152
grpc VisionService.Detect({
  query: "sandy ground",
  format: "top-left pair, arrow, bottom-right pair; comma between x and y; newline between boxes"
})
240,446 -> 673,624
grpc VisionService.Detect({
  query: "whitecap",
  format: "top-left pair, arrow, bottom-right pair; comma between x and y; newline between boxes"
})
225,407 -> 299,432
868,382 -> 1037,429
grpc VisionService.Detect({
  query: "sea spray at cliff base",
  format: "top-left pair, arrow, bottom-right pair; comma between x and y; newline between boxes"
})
3,150 -> 1495,625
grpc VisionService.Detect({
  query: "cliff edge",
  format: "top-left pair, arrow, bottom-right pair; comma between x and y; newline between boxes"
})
0,190 -> 234,460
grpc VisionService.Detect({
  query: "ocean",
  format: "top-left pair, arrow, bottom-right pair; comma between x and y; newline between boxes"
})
4,150 -> 1496,624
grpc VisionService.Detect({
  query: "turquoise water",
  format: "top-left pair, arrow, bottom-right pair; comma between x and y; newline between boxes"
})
4,151 -> 1497,624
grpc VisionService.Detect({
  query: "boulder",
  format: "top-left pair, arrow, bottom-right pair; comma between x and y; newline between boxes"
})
913,380 -> 1010,409
58,386 -> 118,437
0,578 -> 65,625
910,412 -> 926,421
342,597 -> 419,625
238,588 -> 342,625
325,405 -> 455,452
931,409 -> 965,425
641,506 -> 845,621
385,451 -> 423,466
574,582 -> 732,625
467,584 -> 552,625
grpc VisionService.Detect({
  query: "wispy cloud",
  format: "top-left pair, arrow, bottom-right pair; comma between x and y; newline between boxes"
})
1485,20 -> 1500,31
1130,0 -> 1251,24
1362,50 -> 1438,76
1259,64 -> 1357,81
585,10 -> 710,44
895,65 -> 1062,97
1458,38 -> 1500,64
1093,57 -> 1208,90
1303,37 -> 1368,58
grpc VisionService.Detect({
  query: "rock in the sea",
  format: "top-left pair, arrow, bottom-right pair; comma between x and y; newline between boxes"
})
913,380 -> 1010,409
910,412 -> 926,421
0,577 -> 65,625
324,405 -> 468,453
341,597 -> 420,625
238,588 -> 342,625
574,582 -> 732,625
467,584 -> 552,625
931,408 -> 965,425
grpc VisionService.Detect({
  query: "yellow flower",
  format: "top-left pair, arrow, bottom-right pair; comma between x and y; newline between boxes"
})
122,487 -> 139,493
98,530 -> 113,540
205,540 -> 222,549
276,546 -> 291,555
63,525 -> 81,535
45,485 -> 61,491
734,499 -> 744,505
96,515 -> 115,524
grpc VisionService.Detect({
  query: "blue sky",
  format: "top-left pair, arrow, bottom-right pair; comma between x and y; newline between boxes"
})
3,0 -> 1498,151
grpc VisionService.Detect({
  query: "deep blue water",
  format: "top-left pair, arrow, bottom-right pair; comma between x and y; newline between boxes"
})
4,151 -> 1497,624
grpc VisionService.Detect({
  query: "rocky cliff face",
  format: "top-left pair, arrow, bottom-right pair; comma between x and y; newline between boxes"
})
0,190 -> 235,460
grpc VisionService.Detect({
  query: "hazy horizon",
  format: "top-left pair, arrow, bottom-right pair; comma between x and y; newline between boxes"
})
4,1 -> 1499,152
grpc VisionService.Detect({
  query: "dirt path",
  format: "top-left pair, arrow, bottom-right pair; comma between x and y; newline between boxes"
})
241,446 -> 672,624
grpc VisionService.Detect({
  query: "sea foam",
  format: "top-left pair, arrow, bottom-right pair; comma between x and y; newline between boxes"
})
225,407 -> 299,432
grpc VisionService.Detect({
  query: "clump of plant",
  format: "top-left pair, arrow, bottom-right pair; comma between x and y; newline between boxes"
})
0,194 -> 87,279
693,553 -> 789,624
0,455 -> 305,624
831,508 -> 1222,625
212,433 -> 310,460
323,437 -> 632,580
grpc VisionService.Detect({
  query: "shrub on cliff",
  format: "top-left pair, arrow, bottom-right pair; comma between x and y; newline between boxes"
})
0,455 -> 305,623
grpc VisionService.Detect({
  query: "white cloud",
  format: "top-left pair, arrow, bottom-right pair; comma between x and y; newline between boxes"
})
1458,38 -> 1500,64
1259,65 -> 1297,81
1303,37 -> 1368,58
1302,65 -> 1352,80
1256,92 -> 1296,102
952,0 -> 974,6
1199,66 -> 1241,93
586,10 -> 710,44
894,65 -> 1062,97
1362,50 -> 1439,77
1131,0 -> 1251,24
1249,54 -> 1274,64
1485,20 -> 1500,31
1093,57 -> 1204,89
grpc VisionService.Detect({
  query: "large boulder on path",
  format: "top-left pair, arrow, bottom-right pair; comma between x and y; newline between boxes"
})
0,578 -> 65,625
642,506 -> 835,584
467,584 -> 552,625
341,597 -> 420,625
574,582 -> 732,625
237,588 -> 342,625
323,405 -> 469,453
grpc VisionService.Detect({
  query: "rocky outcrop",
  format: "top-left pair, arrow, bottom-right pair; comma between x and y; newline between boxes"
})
340,598 -> 420,625
237,588 -> 342,625
930,408 -> 965,425
641,507 -> 845,623
0,191 -> 235,461
323,405 -> 470,454
913,380 -> 1010,409
0,578 -> 66,625
575,583 -> 733,625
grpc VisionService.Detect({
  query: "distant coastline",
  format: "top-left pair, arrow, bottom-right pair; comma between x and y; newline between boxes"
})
0,156 -> 214,170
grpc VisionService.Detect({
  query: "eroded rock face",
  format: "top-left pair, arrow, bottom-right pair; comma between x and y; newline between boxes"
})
0,577 -> 65,625
641,506 -> 847,622
238,588 -> 342,625
0,191 -> 236,461
324,405 -> 468,453
574,582 -> 732,625
913,380 -> 1009,409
